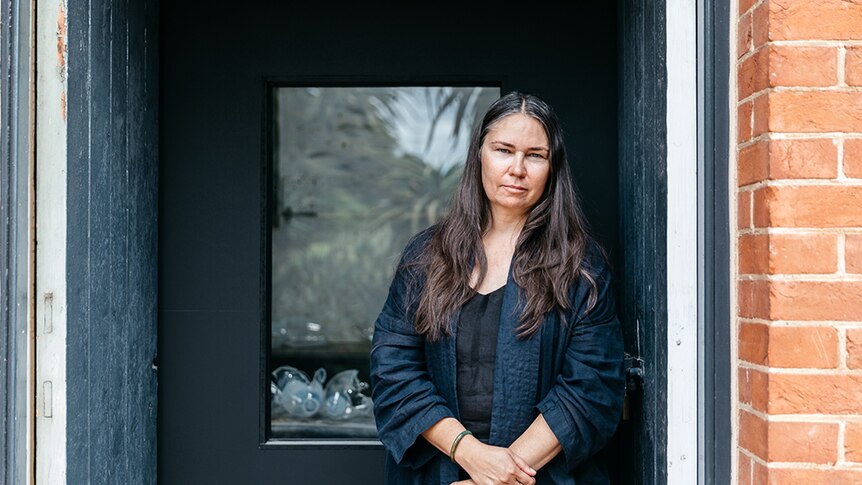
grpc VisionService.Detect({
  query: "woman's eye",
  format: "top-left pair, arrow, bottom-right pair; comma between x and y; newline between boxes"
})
529,153 -> 546,159
496,148 -> 511,154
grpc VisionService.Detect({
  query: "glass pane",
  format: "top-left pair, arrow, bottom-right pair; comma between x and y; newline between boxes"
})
269,86 -> 500,440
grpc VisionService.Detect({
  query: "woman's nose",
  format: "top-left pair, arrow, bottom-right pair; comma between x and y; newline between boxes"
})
508,154 -> 526,176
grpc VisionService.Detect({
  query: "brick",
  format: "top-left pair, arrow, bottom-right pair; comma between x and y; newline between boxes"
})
738,190 -> 752,230
768,233 -> 837,274
738,279 -> 770,319
738,14 -> 753,59
739,234 -> 769,274
765,468 -> 862,484
752,2 -> 769,49
740,410 -> 768,460
847,47 -> 862,87
752,461 -> 768,485
739,368 -> 754,405
768,326 -> 838,368
756,186 -> 862,228
738,139 -> 839,184
738,101 -> 754,144
770,0 -> 862,41
739,323 -> 839,368
739,47 -> 770,100
767,281 -> 862,321
768,421 -> 838,463
739,141 -> 769,186
752,93 -> 769,138
769,138 -> 838,179
847,422 -> 862,462
770,374 -> 862,414
738,451 -> 752,485
739,0 -> 756,17
848,328 -> 862,369
847,234 -> 862,274
739,366 -> 769,412
740,321 -> 769,364
752,187 -> 770,228
846,139 -> 862,179
769,46 -> 838,87
769,91 -> 862,133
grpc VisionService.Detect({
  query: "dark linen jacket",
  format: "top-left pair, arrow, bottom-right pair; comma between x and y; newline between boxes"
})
370,228 -> 625,484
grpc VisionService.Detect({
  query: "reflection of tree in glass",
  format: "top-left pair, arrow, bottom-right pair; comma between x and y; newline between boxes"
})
370,87 -> 488,171
272,87 -> 498,348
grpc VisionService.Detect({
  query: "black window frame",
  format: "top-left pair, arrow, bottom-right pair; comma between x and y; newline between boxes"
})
258,78 -> 504,449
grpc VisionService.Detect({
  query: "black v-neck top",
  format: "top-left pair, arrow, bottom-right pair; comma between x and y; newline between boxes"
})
456,284 -> 506,443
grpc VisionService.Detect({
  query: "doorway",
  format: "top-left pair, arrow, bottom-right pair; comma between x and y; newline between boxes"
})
158,3 -> 636,483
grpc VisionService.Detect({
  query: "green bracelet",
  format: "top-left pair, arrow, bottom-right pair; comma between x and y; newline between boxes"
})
449,429 -> 473,463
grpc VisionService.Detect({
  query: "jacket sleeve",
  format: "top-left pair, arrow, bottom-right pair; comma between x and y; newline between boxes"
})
370,233 -> 455,469
534,256 -> 625,472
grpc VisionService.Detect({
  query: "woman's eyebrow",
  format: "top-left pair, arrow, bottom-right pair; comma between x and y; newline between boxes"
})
489,140 -> 549,152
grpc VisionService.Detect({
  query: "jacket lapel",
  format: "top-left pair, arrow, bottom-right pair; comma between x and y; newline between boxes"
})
425,307 -> 461,484
488,265 -> 541,446
430,259 -> 540,454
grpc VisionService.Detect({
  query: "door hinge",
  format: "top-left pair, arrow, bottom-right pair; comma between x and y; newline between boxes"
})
622,352 -> 644,421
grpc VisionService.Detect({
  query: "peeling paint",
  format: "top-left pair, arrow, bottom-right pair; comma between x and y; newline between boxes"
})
56,5 -> 65,73
36,0 -> 70,481
57,2 -> 67,121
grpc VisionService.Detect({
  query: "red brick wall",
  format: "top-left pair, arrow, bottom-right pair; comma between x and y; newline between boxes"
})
736,0 -> 862,483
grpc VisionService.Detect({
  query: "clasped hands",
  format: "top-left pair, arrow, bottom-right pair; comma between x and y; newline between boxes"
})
450,434 -> 537,485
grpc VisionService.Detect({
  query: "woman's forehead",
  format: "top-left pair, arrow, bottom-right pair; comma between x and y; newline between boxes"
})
485,114 -> 548,144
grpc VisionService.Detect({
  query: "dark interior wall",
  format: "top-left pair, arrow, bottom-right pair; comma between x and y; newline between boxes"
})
159,3 -> 618,483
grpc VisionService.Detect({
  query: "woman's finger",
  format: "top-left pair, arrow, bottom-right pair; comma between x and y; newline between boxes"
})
510,452 -> 537,476
507,452 -> 536,484
512,470 -> 536,485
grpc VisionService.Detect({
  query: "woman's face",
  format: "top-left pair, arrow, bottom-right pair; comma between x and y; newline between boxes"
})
480,113 -> 551,219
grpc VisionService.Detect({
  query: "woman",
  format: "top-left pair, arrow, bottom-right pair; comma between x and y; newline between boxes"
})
370,91 -> 625,484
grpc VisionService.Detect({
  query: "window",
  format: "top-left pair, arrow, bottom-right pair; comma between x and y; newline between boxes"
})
268,85 -> 500,440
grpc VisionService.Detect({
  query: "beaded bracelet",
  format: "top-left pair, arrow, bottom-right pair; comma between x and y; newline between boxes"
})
449,429 -> 473,464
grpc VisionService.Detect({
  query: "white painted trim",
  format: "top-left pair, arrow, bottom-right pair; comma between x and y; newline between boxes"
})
666,0 -> 699,483
35,0 -> 68,483
729,1 -> 741,482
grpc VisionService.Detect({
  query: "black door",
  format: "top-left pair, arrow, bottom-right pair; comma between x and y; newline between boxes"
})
158,3 -> 622,483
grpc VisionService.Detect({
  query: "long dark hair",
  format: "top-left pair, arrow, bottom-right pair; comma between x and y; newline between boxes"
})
410,91 -> 600,341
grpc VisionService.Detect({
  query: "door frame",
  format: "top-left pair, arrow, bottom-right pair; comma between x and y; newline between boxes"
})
696,0 -> 732,483
25,0 -> 732,483
666,0 -> 732,482
1,0 -> 35,483
666,0 -> 700,480
619,0 -> 731,483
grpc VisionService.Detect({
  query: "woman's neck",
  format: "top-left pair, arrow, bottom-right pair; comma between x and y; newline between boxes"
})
486,207 -> 527,246
472,209 -> 525,293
